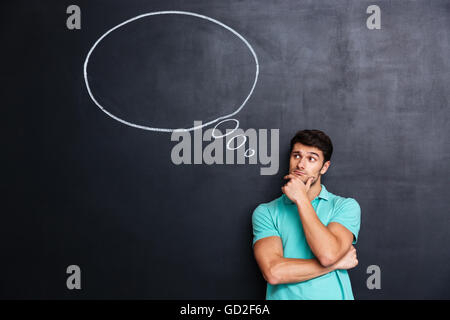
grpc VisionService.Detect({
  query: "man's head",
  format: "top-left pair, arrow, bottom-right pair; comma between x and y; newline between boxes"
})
289,129 -> 333,186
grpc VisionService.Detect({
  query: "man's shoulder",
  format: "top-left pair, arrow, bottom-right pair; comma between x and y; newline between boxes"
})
253,194 -> 284,214
326,190 -> 361,217
326,188 -> 360,208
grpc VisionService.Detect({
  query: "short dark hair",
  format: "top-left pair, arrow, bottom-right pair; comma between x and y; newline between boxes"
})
290,129 -> 333,163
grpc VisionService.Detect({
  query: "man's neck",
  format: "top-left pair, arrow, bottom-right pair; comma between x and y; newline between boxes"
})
306,181 -> 322,202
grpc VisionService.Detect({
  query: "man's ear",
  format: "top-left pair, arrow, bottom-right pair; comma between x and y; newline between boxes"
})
320,161 -> 330,175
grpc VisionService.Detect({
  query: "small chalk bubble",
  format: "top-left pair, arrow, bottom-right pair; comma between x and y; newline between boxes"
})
244,148 -> 255,157
226,134 -> 247,150
212,118 -> 239,139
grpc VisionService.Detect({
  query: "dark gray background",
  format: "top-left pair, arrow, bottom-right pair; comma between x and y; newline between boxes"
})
2,0 -> 449,299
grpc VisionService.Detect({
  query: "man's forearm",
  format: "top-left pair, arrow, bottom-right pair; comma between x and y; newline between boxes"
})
296,196 -> 341,266
269,257 -> 335,285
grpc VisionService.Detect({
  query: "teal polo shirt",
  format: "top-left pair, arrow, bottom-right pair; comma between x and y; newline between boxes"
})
252,184 -> 361,300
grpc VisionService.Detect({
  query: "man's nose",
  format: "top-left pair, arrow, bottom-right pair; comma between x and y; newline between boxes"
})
297,158 -> 307,169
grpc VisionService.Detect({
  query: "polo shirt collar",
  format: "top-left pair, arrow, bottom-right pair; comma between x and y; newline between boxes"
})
283,184 -> 329,205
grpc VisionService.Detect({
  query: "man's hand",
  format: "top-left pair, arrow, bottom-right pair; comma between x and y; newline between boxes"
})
282,174 -> 313,204
331,245 -> 358,270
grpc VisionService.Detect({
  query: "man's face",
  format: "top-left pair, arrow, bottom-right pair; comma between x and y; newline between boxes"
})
289,143 -> 330,186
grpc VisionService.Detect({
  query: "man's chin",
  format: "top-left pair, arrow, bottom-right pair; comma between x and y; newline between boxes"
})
301,175 -> 318,184
304,177 -> 314,184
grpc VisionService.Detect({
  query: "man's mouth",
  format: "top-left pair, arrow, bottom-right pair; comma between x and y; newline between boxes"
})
294,171 -> 305,176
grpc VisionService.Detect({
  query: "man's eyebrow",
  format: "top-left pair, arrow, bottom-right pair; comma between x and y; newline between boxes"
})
292,151 -> 320,157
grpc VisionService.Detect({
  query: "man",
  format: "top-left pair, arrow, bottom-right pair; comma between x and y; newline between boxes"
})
252,129 -> 361,300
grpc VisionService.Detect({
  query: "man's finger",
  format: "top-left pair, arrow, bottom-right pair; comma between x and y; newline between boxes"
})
284,174 -> 298,180
305,176 -> 313,187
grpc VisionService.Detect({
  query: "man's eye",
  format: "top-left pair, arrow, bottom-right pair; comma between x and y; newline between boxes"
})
310,157 -> 316,161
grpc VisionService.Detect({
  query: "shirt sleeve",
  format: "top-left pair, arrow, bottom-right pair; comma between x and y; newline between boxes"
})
328,198 -> 361,244
252,204 -> 281,247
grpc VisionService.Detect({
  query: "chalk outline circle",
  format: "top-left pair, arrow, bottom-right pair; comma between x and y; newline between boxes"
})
244,148 -> 255,157
211,118 -> 240,139
83,11 -> 259,133
226,134 -> 247,150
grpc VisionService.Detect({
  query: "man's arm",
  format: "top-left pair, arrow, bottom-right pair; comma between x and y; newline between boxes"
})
253,236 -> 357,285
281,175 -> 357,268
296,198 -> 354,267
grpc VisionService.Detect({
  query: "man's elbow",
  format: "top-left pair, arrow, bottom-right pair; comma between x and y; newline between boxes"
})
261,270 -> 277,285
263,265 -> 282,285
265,275 -> 279,286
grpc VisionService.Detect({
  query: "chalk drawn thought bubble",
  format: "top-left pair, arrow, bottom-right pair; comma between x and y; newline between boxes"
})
83,11 -> 259,133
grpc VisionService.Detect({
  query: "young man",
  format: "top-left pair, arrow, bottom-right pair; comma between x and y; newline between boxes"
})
252,129 -> 361,300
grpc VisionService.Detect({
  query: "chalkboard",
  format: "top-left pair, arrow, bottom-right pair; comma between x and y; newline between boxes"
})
2,0 -> 450,299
